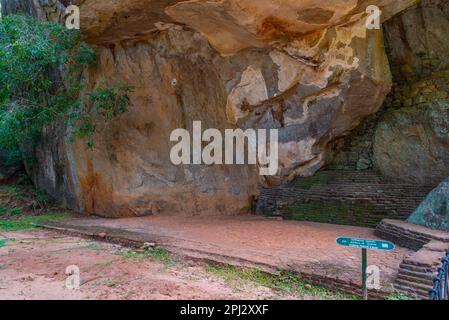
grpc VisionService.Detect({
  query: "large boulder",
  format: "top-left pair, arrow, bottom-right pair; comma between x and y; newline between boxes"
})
373,0 -> 449,185
408,177 -> 449,232
4,0 -> 417,216
373,100 -> 449,185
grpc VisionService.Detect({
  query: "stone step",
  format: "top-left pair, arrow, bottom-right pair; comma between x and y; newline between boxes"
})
393,283 -> 429,300
399,262 -> 434,273
395,277 -> 433,293
399,268 -> 436,280
377,226 -> 432,240
396,273 -> 434,287
379,228 -> 431,243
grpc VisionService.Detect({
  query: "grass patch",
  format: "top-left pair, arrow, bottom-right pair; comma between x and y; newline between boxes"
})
0,239 -> 8,248
0,213 -> 68,231
0,185 -> 26,194
207,264 -> 358,300
0,183 -> 73,231
82,243 -> 105,251
0,184 -> 59,217
0,206 -> 23,216
386,293 -> 413,300
113,247 -> 176,266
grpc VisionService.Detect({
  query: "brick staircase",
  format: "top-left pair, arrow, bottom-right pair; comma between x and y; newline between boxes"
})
394,264 -> 435,299
376,219 -> 449,299
395,241 -> 449,299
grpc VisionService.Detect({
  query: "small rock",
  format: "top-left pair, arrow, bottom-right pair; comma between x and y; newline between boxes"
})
97,232 -> 107,238
141,242 -> 156,250
356,158 -> 371,170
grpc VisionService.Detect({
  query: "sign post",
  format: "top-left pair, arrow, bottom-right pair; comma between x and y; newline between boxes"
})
336,237 -> 395,300
361,248 -> 367,300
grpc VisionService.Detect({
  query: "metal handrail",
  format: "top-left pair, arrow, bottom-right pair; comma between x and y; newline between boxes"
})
429,251 -> 449,300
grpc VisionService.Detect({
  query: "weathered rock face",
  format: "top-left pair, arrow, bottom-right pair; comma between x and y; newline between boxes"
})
373,0 -> 449,185
408,177 -> 449,232
0,0 -> 67,22
4,0 -> 417,216
374,100 -> 449,185
36,32 -> 262,216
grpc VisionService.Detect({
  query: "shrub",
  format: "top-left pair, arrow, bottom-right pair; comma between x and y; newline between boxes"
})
0,15 -> 132,162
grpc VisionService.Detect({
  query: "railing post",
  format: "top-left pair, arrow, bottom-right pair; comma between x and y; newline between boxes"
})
429,251 -> 449,300
443,257 -> 448,300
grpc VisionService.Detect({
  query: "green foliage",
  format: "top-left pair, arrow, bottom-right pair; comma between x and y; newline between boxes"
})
207,264 -> 358,300
66,84 -> 132,148
0,238 -> 8,248
0,182 -> 71,230
0,212 -> 68,231
112,247 -> 177,266
82,243 -> 105,251
0,15 -> 132,161
387,293 -> 412,300
35,188 -> 49,203
0,205 -> 22,216
0,183 -> 53,214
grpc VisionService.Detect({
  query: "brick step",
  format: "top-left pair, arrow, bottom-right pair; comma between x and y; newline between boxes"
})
383,231 -> 432,243
396,273 -> 434,287
393,283 -> 429,299
377,226 -> 432,242
395,278 -> 433,293
402,259 -> 442,268
399,262 -> 435,273
377,229 -> 430,243
399,267 -> 436,279
375,233 -> 426,251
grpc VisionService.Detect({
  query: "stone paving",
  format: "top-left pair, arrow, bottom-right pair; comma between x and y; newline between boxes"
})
41,215 -> 413,298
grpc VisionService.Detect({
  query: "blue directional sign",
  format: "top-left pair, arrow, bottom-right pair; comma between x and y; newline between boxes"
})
336,237 -> 395,251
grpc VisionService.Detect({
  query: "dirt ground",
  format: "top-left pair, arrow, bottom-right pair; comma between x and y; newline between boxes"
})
0,229 -> 344,300
44,214 -> 411,294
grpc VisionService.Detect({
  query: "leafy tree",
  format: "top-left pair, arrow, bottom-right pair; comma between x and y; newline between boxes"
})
0,14 -> 132,163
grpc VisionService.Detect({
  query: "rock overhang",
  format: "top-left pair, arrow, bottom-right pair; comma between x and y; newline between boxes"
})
78,0 -> 418,52
18,0 -> 422,216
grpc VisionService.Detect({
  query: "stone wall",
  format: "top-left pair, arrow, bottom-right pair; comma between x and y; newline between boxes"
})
326,111 -> 383,172
256,170 -> 434,227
